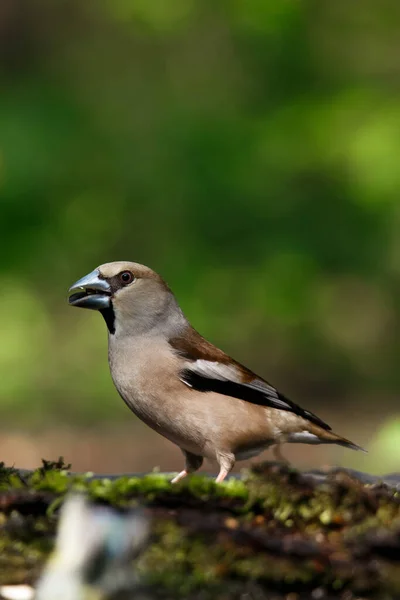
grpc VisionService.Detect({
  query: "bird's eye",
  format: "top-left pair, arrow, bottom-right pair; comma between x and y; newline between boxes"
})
119,271 -> 135,285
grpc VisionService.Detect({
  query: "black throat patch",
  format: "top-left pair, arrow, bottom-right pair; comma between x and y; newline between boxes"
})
100,303 -> 116,335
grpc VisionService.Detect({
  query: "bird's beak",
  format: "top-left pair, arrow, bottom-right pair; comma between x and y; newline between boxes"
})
68,269 -> 111,310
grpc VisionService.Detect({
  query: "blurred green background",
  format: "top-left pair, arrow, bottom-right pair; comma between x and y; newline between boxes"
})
1,0 -> 399,474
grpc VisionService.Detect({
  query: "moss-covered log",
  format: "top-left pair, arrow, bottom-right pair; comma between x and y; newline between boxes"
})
1,460 -> 400,599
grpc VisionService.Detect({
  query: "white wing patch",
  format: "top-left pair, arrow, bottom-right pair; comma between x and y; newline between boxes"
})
182,359 -> 285,403
179,358 -> 331,431
183,360 -> 242,382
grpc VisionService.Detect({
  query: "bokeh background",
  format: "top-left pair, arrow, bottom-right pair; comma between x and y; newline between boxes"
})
1,0 -> 399,475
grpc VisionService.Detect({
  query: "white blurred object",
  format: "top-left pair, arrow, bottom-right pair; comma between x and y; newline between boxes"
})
35,494 -> 149,600
0,586 -> 34,600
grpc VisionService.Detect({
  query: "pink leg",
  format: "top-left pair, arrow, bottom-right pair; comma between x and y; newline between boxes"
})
171,451 -> 204,484
215,468 -> 230,483
215,452 -> 235,483
171,470 -> 188,484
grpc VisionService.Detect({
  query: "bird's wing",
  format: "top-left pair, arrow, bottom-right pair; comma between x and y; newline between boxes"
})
180,358 -> 331,431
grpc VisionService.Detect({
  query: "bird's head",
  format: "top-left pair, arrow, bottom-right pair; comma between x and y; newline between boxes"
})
68,261 -> 183,336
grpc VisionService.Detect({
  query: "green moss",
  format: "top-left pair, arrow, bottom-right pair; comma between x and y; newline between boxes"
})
1,461 -> 400,596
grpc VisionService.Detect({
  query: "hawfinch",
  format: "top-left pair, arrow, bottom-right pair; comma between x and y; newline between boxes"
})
68,262 -> 365,483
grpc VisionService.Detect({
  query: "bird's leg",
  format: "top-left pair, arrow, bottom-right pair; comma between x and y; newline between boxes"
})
171,470 -> 188,484
171,450 -> 203,484
215,452 -> 235,483
272,443 -> 290,464
216,468 -> 230,483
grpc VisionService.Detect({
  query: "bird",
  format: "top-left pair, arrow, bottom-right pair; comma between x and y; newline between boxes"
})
35,494 -> 149,600
68,261 -> 366,483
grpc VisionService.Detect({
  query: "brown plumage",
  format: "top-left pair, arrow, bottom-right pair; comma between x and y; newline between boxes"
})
68,261 -> 366,483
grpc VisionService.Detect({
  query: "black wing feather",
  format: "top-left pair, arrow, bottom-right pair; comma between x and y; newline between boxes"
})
181,368 -> 331,431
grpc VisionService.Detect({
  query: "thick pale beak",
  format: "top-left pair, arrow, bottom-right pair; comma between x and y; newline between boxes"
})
68,269 -> 111,310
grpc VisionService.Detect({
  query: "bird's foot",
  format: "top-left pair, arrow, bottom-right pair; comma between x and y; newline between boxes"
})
171,470 -> 188,484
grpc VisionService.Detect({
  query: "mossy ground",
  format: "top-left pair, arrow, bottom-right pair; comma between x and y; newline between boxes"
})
1,459 -> 400,599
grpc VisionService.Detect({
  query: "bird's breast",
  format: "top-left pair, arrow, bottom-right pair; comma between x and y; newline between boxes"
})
107,335 -> 205,452
108,337 -> 175,413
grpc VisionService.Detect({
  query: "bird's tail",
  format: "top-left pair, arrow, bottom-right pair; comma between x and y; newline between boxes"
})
320,430 -> 367,453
